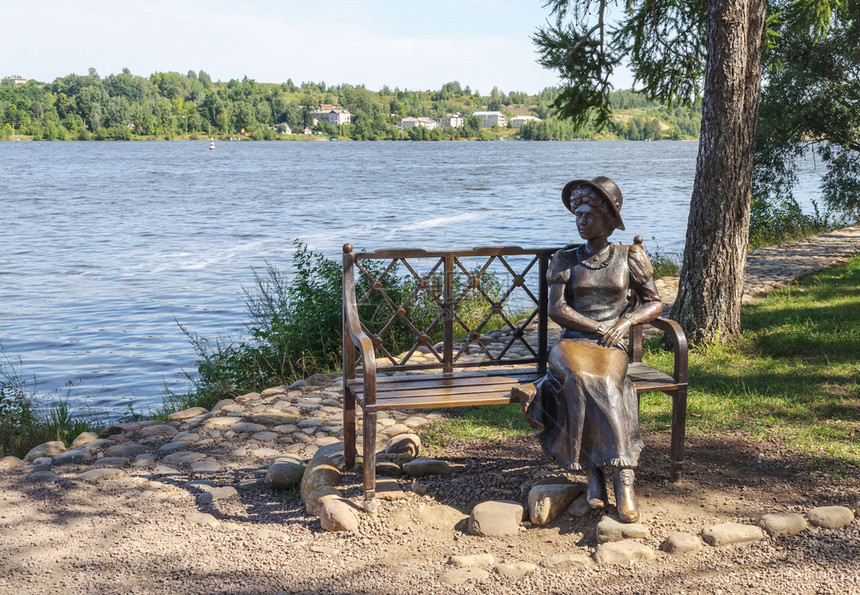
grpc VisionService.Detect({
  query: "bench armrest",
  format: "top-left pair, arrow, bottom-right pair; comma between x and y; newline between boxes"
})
645,317 -> 688,384
343,246 -> 377,404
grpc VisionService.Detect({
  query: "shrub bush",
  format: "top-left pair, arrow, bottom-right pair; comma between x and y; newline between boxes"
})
749,194 -> 834,250
178,242 -> 508,409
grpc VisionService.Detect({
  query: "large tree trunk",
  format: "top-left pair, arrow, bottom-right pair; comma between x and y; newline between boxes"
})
670,0 -> 767,343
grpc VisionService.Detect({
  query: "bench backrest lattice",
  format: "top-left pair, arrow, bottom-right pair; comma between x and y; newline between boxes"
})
343,245 -> 557,376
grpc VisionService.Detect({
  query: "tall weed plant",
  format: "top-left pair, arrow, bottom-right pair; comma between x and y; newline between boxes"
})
749,194 -> 835,250
0,349 -> 102,458
180,242 -> 509,408
181,242 -> 344,405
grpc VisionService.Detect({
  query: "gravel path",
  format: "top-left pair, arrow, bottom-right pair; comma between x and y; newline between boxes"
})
1,432 -> 858,594
1,226 -> 858,594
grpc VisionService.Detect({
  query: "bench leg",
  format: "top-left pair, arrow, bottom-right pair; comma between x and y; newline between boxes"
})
670,387 -> 687,482
362,410 -> 377,500
343,385 -> 356,469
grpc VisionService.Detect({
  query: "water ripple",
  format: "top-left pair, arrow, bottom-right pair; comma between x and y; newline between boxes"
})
0,140 -> 824,414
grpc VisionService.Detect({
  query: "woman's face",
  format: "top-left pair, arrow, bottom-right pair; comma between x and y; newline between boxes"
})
571,187 -> 616,240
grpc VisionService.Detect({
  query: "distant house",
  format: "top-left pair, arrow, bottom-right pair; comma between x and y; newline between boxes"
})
397,116 -> 437,131
277,122 -> 293,134
473,111 -> 507,128
437,113 -> 464,128
302,127 -> 314,135
510,115 -> 542,129
311,105 -> 352,126
2,75 -> 27,86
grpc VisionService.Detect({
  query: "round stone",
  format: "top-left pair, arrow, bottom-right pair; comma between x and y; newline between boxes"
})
105,443 -> 150,458
495,562 -> 538,578
384,433 -> 421,457
384,423 -> 410,436
377,461 -> 402,477
300,459 -> 342,502
266,459 -> 305,490
319,499 -> 359,532
24,441 -> 66,461
402,457 -> 454,476
448,553 -> 494,567
660,533 -> 703,555
806,506 -> 855,529
596,515 -> 650,543
701,522 -> 765,547
52,448 -> 92,465
468,501 -> 523,537
594,540 -> 657,565
529,483 -> 582,526
305,486 -> 342,516
161,452 -> 206,467
759,512 -> 808,536
71,432 -> 100,448
0,456 -> 25,471
168,407 -> 208,421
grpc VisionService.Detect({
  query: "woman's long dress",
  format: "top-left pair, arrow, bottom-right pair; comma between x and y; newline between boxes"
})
523,243 -> 661,470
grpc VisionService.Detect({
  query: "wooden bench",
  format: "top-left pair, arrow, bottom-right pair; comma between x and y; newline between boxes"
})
342,243 -> 688,500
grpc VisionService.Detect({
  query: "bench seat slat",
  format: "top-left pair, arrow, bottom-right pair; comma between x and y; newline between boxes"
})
351,372 -> 543,392
369,391 -> 518,410
361,380 -> 523,400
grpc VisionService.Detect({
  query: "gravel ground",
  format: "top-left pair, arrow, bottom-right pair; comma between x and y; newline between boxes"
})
1,431 -> 858,594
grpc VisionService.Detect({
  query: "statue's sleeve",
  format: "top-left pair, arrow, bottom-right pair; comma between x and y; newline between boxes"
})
628,244 -> 661,303
547,250 -> 572,286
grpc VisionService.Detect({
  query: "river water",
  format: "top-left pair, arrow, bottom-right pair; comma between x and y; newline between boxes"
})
0,140 -> 824,415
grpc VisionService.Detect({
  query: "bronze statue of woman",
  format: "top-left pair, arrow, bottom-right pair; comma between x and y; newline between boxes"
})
514,176 -> 663,522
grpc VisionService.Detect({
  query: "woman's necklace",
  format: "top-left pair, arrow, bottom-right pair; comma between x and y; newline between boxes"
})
577,243 -> 615,270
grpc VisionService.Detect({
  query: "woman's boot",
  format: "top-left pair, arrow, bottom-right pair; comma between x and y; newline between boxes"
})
585,467 -> 608,509
613,468 -> 640,523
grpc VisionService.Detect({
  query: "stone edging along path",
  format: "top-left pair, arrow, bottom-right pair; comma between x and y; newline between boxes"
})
0,226 -> 858,591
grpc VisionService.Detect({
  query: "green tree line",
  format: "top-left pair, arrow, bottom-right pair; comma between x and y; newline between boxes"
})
0,68 -> 700,141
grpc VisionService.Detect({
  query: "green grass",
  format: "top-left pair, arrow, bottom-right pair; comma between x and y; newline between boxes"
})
643,256 -> 860,466
421,404 -> 533,449
422,256 -> 860,470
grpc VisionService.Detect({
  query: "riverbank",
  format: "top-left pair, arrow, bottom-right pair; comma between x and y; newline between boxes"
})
0,227 -> 857,593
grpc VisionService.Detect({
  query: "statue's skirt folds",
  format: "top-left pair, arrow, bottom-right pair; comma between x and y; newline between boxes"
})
523,333 -> 643,470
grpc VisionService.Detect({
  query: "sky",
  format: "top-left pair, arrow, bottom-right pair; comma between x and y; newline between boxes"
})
2,0 -> 634,94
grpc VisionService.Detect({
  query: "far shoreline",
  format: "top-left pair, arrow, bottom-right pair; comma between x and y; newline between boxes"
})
0,136 -> 700,143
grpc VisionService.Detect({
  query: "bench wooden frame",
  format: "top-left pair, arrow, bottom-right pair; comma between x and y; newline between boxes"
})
342,243 -> 688,500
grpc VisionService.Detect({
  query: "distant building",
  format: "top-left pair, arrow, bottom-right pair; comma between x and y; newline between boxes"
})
510,115 -> 542,129
2,75 -> 27,86
437,113 -> 464,128
277,122 -> 292,134
473,111 -> 507,128
302,127 -> 314,135
311,105 -> 352,126
397,116 -> 437,131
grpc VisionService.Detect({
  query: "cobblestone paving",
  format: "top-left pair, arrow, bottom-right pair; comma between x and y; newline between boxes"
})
653,225 -> 860,308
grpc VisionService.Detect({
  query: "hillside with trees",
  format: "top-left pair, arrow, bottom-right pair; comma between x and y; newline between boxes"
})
0,68 -> 701,141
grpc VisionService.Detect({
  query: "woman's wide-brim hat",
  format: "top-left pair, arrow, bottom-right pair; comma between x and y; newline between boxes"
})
561,176 -> 625,231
